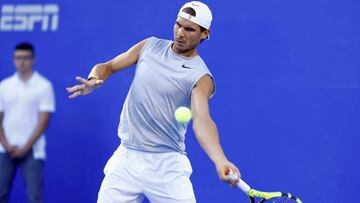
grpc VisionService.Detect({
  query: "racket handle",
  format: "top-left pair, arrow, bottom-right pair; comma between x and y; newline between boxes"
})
237,179 -> 251,193
227,170 -> 251,193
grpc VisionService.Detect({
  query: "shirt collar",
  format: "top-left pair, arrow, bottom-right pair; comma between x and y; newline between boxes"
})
14,71 -> 38,85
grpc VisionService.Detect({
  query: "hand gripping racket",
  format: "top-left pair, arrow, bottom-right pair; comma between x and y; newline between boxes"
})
228,170 -> 302,203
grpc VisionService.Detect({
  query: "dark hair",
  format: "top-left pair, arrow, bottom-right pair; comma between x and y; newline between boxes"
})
15,42 -> 35,56
181,7 -> 208,42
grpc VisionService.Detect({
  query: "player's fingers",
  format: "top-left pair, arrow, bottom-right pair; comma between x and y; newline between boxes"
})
225,167 -> 240,186
66,84 -> 86,93
227,163 -> 240,178
68,90 -> 82,99
66,86 -> 75,92
233,166 -> 241,179
68,92 -> 79,99
225,176 -> 238,187
231,179 -> 239,186
223,171 -> 235,182
76,76 -> 88,84
66,85 -> 77,92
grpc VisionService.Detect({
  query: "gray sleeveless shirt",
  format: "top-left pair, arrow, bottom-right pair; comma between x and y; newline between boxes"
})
118,37 -> 214,153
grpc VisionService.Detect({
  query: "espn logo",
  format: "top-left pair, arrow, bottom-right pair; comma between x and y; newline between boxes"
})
0,4 -> 59,32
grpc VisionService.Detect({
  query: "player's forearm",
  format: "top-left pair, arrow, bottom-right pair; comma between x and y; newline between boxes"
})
23,112 -> 50,150
88,51 -> 139,81
193,118 -> 228,164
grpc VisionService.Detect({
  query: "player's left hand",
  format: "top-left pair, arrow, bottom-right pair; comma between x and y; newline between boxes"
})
215,160 -> 241,187
66,76 -> 104,99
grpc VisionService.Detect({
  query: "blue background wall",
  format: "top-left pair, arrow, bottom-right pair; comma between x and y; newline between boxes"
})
1,0 -> 359,202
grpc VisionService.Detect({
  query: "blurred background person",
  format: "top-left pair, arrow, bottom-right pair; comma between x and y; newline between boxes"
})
0,42 -> 56,203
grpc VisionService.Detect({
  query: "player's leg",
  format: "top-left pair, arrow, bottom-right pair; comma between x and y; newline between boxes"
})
98,173 -> 145,203
144,153 -> 196,203
0,152 -> 17,203
97,147 -> 144,203
146,174 -> 195,203
19,151 -> 44,203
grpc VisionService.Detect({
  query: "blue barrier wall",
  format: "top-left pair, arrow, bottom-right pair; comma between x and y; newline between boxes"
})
0,0 -> 359,202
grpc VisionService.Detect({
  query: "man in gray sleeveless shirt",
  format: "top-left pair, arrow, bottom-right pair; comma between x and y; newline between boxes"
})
67,1 -> 240,202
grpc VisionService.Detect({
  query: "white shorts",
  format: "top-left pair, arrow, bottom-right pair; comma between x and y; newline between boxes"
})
97,145 -> 196,203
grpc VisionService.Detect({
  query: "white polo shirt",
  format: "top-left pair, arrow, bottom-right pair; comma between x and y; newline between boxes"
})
0,71 -> 55,159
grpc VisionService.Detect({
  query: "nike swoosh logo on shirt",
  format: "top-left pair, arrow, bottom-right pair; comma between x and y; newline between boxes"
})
182,65 -> 192,69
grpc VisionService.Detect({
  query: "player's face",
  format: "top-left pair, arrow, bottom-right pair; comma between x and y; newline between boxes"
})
173,17 -> 208,56
14,50 -> 34,74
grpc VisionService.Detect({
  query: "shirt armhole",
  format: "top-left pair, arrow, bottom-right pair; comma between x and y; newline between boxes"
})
189,73 -> 216,100
138,36 -> 156,60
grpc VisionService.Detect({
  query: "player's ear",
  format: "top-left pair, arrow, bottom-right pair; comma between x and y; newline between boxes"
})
201,30 -> 210,40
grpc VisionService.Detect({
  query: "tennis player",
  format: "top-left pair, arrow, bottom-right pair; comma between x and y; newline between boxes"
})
67,1 -> 240,202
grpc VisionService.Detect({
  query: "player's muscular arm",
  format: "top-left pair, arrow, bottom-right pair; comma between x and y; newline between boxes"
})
191,75 -> 240,186
67,39 -> 147,99
88,39 -> 147,81
191,75 -> 225,163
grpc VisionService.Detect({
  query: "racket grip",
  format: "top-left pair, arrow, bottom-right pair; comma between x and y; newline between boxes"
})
227,170 -> 251,193
237,179 -> 251,193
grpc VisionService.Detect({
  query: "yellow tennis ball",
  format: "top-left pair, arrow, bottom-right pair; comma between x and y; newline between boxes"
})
174,106 -> 192,123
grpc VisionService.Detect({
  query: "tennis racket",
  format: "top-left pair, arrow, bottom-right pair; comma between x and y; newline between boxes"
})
228,170 -> 302,203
